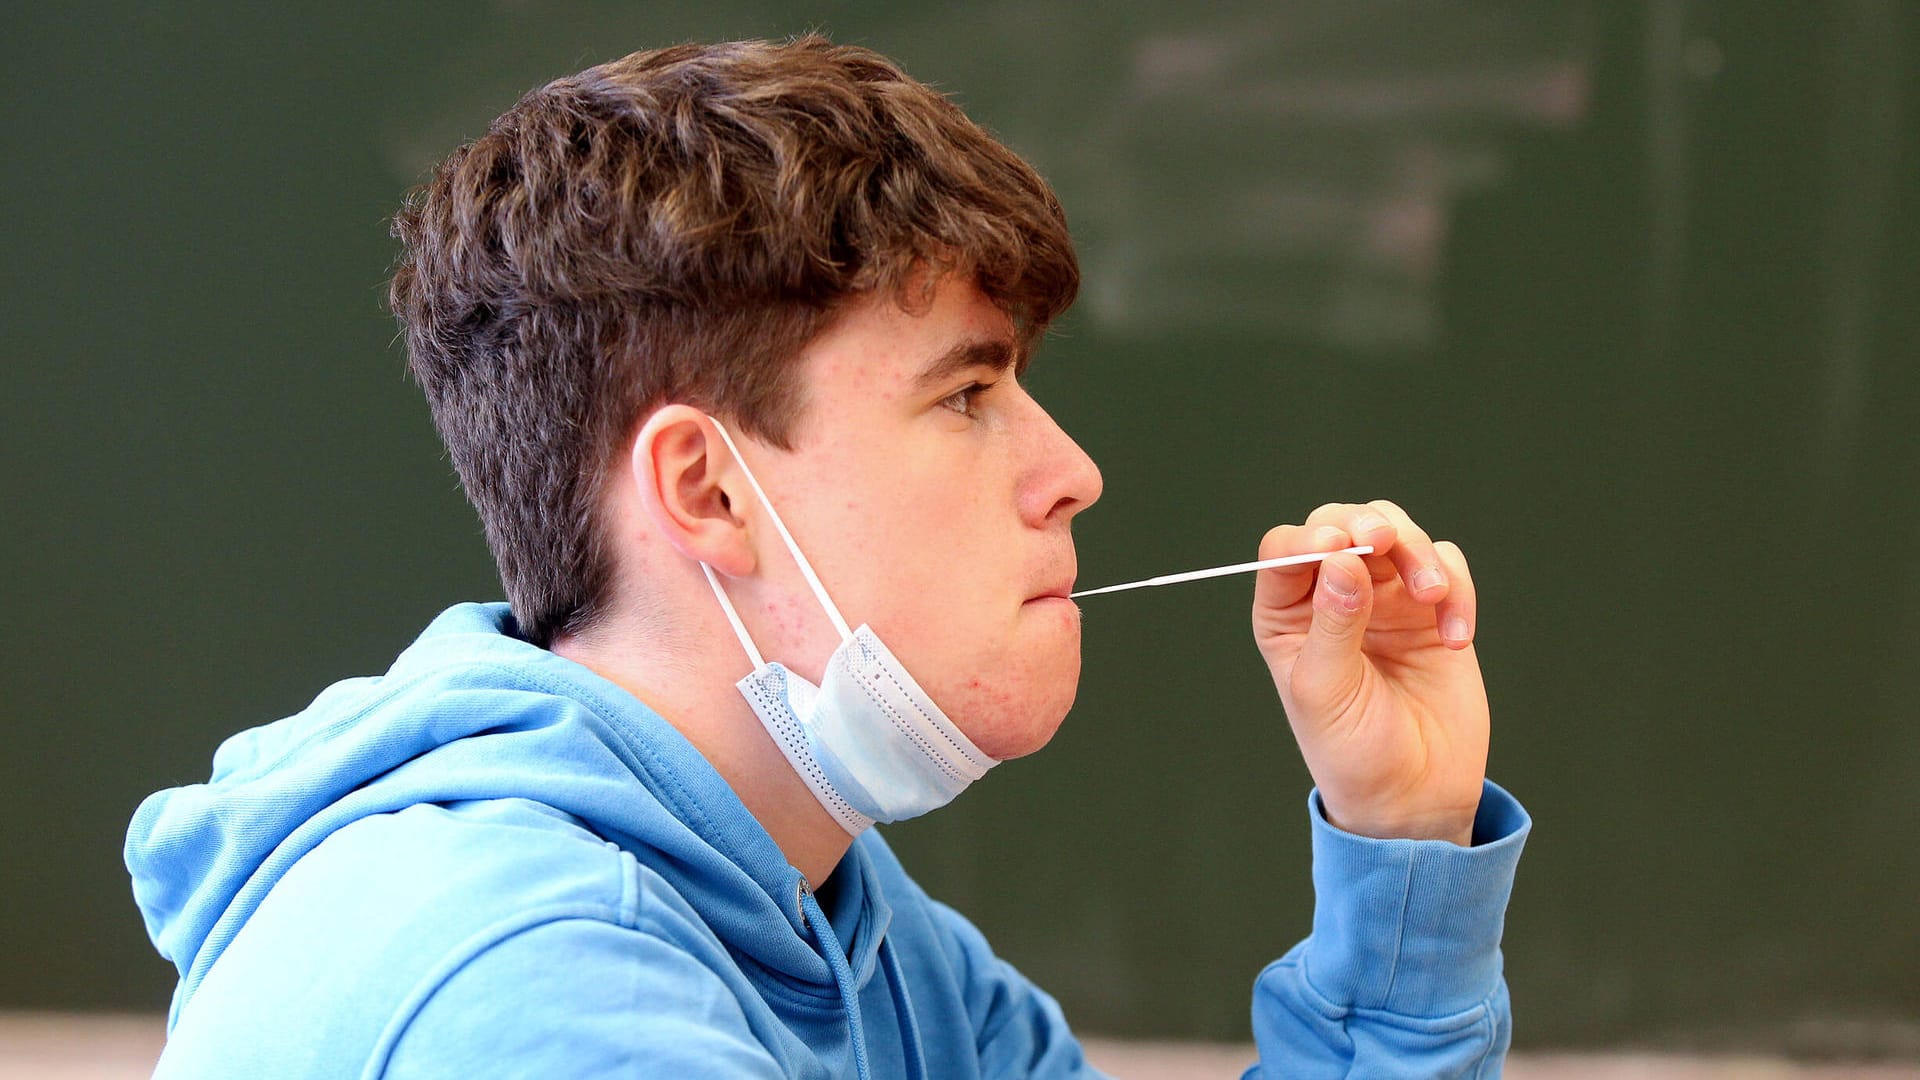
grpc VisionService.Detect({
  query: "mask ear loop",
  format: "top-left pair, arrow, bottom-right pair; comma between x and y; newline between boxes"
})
706,416 -> 856,644
701,563 -> 765,670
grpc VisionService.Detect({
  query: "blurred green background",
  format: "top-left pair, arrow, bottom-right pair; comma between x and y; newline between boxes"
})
5,0 -> 1916,1057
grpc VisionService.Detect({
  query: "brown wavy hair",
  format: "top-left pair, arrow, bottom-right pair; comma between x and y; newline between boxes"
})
388,35 -> 1078,647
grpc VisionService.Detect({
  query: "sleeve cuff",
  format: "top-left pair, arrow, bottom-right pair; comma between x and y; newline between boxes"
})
1302,779 -> 1530,1017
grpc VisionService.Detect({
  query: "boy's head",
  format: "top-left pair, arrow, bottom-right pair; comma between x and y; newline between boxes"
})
389,35 -> 1079,648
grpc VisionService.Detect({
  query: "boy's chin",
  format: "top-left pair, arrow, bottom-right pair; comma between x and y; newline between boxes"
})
958,681 -> 1079,761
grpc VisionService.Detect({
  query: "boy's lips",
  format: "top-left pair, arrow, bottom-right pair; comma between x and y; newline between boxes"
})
1026,577 -> 1077,602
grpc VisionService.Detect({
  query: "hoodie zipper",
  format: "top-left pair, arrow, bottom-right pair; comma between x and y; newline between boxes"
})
798,879 -> 873,1080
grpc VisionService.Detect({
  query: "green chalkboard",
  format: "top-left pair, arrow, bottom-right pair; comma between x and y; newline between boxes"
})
5,2 -> 1915,1054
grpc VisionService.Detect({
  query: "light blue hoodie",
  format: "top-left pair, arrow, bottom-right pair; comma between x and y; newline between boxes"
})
126,602 -> 1530,1078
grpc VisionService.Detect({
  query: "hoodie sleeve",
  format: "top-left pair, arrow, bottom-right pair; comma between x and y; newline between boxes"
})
1244,779 -> 1531,1079
375,916 -> 784,1079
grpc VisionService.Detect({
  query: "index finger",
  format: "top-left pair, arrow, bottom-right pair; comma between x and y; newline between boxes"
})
1362,499 -> 1450,604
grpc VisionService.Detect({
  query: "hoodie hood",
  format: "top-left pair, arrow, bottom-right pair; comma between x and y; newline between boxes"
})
126,602 -> 890,1023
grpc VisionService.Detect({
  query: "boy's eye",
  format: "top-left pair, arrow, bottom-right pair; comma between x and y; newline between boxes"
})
939,381 -> 995,416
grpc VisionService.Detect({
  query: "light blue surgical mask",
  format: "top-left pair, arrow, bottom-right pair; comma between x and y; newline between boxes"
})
699,417 -> 997,836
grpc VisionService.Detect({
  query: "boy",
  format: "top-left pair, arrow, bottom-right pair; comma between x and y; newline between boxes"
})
128,36 -> 1527,1077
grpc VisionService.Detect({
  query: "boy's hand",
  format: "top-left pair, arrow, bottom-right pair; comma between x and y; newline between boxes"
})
1251,501 -> 1488,845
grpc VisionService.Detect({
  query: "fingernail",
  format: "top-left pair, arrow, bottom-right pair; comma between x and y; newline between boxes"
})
1356,513 -> 1390,535
1322,561 -> 1361,608
1442,615 -> 1470,642
1411,567 -> 1446,594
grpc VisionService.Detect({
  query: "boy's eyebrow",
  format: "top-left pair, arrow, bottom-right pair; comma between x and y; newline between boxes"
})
911,337 -> 1026,391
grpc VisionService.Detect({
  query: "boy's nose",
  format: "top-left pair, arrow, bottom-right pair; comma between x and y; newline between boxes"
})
1022,404 -> 1103,527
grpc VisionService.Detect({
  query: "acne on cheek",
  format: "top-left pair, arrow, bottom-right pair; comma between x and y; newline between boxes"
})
766,592 -> 813,643
956,674 -> 1009,713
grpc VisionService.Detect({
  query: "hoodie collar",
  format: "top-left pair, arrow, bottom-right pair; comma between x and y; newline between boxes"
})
127,602 -> 897,1013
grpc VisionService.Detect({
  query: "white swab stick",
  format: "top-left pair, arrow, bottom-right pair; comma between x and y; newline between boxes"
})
1070,545 -> 1376,599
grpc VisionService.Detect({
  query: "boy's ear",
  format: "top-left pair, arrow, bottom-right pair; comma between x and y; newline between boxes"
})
630,404 -> 755,576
